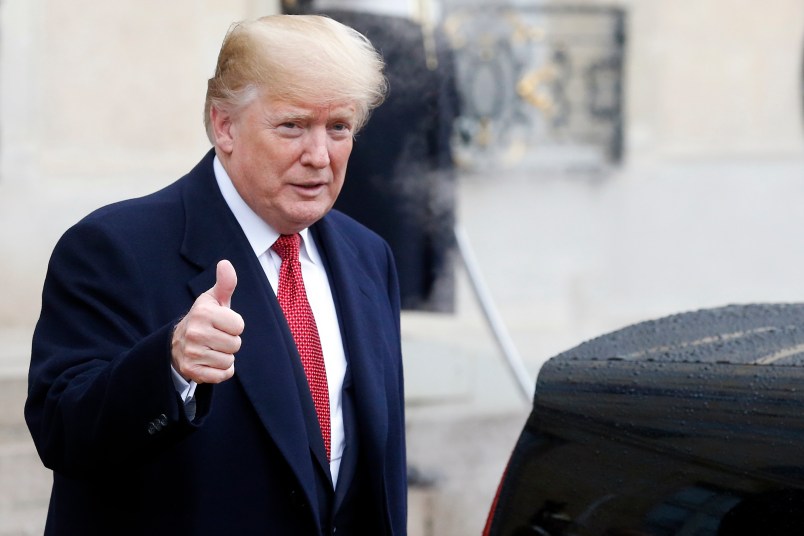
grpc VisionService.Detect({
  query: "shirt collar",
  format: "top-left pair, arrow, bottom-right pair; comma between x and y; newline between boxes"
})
213,155 -> 315,260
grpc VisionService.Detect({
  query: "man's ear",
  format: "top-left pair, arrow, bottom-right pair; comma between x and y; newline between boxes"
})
211,106 -> 235,154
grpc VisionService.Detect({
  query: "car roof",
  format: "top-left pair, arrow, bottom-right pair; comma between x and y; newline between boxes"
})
552,303 -> 804,366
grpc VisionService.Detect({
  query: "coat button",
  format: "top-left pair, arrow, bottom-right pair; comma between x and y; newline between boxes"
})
147,414 -> 168,435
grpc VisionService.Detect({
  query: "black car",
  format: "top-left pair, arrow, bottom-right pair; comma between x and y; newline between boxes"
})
484,303 -> 804,536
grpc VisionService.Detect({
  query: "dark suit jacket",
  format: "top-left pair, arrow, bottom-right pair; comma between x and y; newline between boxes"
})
25,150 -> 407,535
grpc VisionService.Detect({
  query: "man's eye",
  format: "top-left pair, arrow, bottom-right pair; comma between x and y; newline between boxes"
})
276,122 -> 304,136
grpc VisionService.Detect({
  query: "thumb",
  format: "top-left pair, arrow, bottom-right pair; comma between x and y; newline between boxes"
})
209,259 -> 237,307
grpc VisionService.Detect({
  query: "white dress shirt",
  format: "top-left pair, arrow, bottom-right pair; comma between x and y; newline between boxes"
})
172,156 -> 347,486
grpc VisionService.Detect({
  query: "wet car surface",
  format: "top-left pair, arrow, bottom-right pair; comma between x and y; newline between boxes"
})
485,303 -> 804,536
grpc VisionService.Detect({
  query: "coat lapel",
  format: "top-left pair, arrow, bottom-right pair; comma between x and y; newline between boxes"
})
312,217 -> 392,509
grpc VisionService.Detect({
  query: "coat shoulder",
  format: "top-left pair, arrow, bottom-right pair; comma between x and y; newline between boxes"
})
324,209 -> 389,249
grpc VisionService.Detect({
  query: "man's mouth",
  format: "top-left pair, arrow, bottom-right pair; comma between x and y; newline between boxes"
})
290,182 -> 327,196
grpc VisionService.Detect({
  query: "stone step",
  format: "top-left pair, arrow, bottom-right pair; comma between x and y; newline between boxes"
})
0,374 -> 49,535
0,376 -> 27,432
0,439 -> 49,536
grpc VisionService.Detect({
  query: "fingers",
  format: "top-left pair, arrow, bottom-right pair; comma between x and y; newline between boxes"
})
188,361 -> 236,385
182,317 -> 242,355
173,343 -> 237,384
171,260 -> 244,384
193,299 -> 245,338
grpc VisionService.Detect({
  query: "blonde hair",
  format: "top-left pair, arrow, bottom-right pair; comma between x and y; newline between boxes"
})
204,14 -> 387,143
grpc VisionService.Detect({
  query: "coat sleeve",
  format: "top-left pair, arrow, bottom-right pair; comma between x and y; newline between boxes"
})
25,217 -> 207,477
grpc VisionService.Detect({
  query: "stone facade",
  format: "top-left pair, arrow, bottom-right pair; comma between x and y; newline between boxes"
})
1,1 -> 803,534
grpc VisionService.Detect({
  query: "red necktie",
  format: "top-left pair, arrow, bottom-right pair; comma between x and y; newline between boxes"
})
272,234 -> 331,460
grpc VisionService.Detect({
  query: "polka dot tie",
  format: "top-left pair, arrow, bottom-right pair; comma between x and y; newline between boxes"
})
272,234 -> 330,460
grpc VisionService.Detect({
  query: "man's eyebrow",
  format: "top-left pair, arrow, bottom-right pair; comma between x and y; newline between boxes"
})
272,111 -> 314,123
269,105 -> 356,124
328,108 -> 358,122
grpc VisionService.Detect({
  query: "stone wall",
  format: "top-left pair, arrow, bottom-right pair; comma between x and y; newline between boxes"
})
0,1 -> 803,534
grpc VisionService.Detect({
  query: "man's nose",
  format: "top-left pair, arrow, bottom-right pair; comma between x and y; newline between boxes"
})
300,128 -> 330,168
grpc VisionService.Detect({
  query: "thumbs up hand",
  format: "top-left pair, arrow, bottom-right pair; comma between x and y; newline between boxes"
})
171,260 -> 245,384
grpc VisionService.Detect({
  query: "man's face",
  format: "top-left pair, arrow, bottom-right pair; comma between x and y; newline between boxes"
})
216,94 -> 356,235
